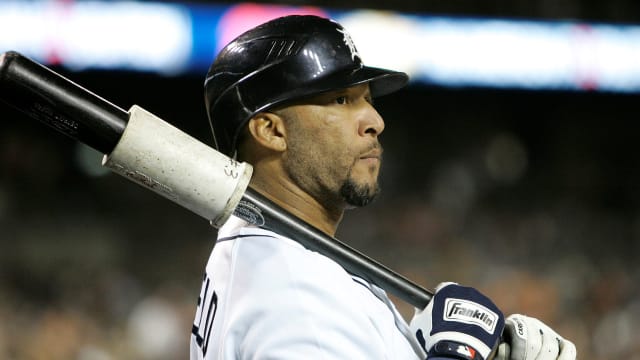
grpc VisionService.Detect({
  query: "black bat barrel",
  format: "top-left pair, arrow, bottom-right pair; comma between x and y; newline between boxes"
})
0,51 -> 128,154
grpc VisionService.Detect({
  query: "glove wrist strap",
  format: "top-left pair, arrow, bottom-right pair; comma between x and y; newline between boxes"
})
429,340 -> 484,360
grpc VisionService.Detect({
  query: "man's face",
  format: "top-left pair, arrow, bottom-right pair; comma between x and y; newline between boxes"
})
277,83 -> 385,209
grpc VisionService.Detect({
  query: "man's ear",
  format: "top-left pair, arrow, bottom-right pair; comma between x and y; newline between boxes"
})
246,112 -> 287,152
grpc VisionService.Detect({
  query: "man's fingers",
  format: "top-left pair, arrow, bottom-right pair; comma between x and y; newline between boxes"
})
495,342 -> 511,360
535,327 -> 559,360
557,337 -> 577,360
525,322 -> 543,358
505,315 -> 542,358
505,314 -> 577,360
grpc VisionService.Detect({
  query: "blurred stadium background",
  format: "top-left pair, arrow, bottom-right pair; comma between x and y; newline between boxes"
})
1,0 -> 639,359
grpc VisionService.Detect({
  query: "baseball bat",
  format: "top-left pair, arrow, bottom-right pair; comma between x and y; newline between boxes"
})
0,51 -> 433,308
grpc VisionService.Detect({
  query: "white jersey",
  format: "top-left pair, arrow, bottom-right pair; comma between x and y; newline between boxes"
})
190,215 -> 425,359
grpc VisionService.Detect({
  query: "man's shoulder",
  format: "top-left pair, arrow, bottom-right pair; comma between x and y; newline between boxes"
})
225,227 -> 334,271
218,225 -> 305,255
212,225 -> 353,292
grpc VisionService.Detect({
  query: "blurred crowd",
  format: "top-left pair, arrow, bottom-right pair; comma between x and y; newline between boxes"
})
1,81 -> 638,359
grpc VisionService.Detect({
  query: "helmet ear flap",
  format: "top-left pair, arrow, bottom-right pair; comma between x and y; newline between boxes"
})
204,15 -> 409,157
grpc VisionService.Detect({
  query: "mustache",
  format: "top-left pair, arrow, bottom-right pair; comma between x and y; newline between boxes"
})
360,142 -> 383,158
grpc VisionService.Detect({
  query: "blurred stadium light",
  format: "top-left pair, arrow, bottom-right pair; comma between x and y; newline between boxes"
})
1,1 -> 640,92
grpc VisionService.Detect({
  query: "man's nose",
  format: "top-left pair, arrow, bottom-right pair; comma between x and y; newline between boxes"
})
358,103 -> 385,137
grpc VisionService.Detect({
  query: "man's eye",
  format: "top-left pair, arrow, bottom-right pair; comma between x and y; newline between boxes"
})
335,96 -> 347,105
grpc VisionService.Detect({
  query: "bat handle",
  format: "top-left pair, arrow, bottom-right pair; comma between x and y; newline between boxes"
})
239,187 -> 434,309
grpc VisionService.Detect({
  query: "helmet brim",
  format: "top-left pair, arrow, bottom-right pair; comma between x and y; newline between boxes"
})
256,65 -> 409,113
355,65 -> 410,98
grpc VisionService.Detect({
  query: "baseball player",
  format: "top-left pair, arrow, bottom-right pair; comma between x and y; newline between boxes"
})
190,15 -> 576,360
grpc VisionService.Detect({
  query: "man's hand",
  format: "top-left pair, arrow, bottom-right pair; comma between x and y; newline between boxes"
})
410,282 -> 505,360
495,314 -> 577,360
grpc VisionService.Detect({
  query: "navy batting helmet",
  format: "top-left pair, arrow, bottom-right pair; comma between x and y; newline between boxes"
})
204,15 -> 409,156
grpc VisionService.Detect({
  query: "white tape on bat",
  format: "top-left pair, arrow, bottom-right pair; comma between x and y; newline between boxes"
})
102,105 -> 252,227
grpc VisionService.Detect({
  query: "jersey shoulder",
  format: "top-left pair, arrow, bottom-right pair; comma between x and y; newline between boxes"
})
212,226 -> 351,294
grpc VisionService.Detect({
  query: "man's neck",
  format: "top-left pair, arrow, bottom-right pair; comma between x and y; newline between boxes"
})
248,176 -> 344,237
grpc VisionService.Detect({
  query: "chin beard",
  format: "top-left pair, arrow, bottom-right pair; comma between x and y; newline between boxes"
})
340,178 -> 380,208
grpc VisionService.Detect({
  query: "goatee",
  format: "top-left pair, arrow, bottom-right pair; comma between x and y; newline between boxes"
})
340,178 -> 380,207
